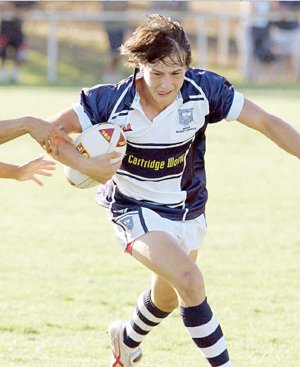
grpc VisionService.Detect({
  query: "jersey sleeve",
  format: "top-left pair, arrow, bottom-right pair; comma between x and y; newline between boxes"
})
79,84 -> 113,124
207,73 -> 244,123
196,70 -> 244,123
72,103 -> 93,131
225,91 -> 244,121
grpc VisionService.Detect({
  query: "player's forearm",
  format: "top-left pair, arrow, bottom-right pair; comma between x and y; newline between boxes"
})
0,116 -> 49,145
0,162 -> 19,180
53,139 -> 86,171
56,140 -> 119,184
238,100 -> 300,159
53,140 -> 102,179
263,116 -> 300,159
0,118 -> 28,144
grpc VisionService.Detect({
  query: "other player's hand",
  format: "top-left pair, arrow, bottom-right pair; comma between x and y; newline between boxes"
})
16,156 -> 56,186
25,117 -> 73,158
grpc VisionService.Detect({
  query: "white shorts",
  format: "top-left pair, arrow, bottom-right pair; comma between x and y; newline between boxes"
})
109,207 -> 207,254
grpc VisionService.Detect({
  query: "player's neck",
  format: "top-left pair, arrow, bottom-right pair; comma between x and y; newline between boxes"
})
136,79 -> 171,121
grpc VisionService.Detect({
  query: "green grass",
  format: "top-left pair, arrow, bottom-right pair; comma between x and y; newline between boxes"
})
0,85 -> 299,367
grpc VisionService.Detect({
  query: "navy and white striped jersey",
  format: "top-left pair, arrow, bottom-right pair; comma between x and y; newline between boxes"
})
74,67 -> 244,221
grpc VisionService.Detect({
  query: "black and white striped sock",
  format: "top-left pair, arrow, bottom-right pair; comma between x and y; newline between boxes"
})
123,289 -> 170,349
180,298 -> 232,367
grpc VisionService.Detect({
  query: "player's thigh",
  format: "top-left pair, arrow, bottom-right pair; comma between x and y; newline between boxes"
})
132,231 -> 203,293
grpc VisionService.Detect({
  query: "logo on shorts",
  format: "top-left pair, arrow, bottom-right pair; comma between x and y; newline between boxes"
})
119,215 -> 134,230
178,108 -> 193,126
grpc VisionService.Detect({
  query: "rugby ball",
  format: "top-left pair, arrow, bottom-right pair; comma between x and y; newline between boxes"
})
64,123 -> 126,189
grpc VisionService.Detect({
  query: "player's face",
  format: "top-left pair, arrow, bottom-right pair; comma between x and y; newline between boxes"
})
141,58 -> 187,110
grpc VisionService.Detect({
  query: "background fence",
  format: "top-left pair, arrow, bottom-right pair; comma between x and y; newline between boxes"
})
1,4 -> 300,84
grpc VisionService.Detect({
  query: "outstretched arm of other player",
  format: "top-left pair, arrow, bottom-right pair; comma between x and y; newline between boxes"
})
0,117 -> 72,158
237,98 -> 300,159
48,107 -> 122,183
0,157 -> 55,186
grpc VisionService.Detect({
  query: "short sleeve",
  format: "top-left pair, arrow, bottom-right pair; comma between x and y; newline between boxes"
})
186,69 -> 243,124
72,103 -> 93,131
225,91 -> 244,121
80,85 -> 112,124
204,73 -> 236,124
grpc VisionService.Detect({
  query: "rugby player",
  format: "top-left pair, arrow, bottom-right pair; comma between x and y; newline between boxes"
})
44,15 -> 299,366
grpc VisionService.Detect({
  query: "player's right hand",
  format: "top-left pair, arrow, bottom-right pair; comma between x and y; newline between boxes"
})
86,152 -> 122,183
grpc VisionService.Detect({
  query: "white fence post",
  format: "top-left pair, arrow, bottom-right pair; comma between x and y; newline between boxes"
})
196,17 -> 207,69
217,6 -> 230,66
47,15 -> 58,84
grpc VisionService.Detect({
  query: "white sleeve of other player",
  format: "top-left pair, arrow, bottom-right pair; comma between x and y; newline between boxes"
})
72,103 -> 93,131
225,91 -> 244,121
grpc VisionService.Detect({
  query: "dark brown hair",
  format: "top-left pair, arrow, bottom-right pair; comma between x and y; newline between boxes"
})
120,14 -> 192,68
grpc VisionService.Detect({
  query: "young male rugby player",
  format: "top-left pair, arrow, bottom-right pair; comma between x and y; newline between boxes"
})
44,15 -> 299,367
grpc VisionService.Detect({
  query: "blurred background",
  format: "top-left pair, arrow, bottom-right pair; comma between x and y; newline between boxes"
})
0,0 -> 300,87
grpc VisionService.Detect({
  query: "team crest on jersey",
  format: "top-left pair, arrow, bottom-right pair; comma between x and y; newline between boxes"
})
178,108 -> 193,126
119,215 -> 134,230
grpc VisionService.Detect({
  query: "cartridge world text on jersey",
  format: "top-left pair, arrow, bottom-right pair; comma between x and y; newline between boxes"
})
121,139 -> 192,180
127,152 -> 186,171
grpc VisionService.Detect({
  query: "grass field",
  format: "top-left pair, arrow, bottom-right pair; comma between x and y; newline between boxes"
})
0,85 -> 299,367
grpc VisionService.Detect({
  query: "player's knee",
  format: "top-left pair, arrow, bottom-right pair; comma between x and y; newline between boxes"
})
177,269 -> 205,304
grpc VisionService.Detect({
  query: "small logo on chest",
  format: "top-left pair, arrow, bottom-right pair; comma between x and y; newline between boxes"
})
122,122 -> 133,132
178,108 -> 193,126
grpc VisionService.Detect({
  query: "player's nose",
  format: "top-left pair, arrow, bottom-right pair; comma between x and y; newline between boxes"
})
160,76 -> 173,89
